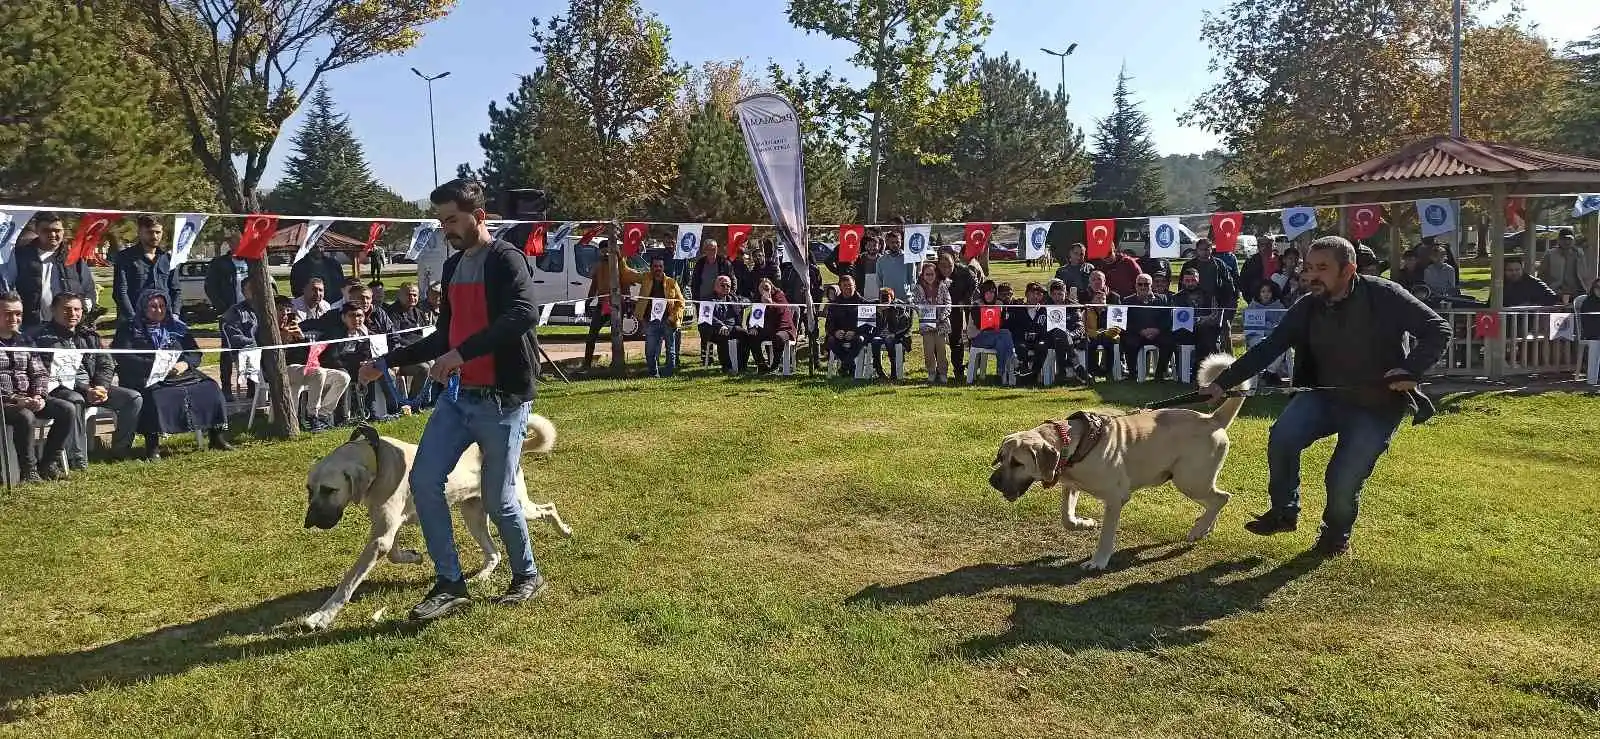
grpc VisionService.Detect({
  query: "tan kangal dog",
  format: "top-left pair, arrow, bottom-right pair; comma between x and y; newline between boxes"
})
989,354 -> 1251,570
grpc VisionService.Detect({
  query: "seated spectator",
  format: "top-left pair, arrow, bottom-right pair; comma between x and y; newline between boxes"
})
1422,243 -> 1459,300
1270,247 -> 1304,303
1006,282 -> 1049,385
292,277 -> 332,322
871,287 -> 912,380
1098,246 -> 1145,298
1503,256 -> 1561,308
275,297 -> 350,431
1355,244 -> 1388,277
0,292 -> 76,481
1080,270 -> 1123,379
218,298 -> 260,402
966,279 -> 1016,380
367,279 -> 386,306
752,277 -> 797,375
1044,279 -> 1093,385
631,258 -> 685,378
1243,281 -> 1292,383
825,275 -> 868,376
1120,274 -> 1174,381
699,274 -> 752,375
32,293 -> 143,464
323,303 -> 401,421
111,290 -> 233,461
328,277 -> 363,312
1171,267 -> 1224,381
910,262 -> 952,384
426,283 -> 443,314
383,282 -> 435,402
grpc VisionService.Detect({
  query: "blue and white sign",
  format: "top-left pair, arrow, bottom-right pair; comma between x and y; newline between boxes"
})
169,213 -> 209,268
0,207 -> 38,266
1281,207 -> 1317,240
406,220 -> 440,261
1106,305 -> 1129,330
1574,195 -> 1600,219
1417,198 -> 1456,237
1046,306 -> 1068,332
1024,221 -> 1050,260
1172,307 -> 1195,332
1148,216 -> 1181,259
487,221 -> 516,242
748,303 -> 766,329
903,224 -> 931,265
295,218 -> 336,264
676,224 -> 703,260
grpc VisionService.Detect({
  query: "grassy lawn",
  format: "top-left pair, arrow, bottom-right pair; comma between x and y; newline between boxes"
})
2,372 -> 1597,737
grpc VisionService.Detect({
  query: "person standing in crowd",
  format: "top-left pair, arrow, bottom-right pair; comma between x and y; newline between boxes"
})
368,245 -> 387,280
689,238 -> 736,301
912,262 -> 952,384
1203,236 -> 1450,556
1052,242 -> 1093,297
8,212 -> 98,330
33,293 -> 144,465
0,292 -> 77,481
1098,244 -> 1144,299
111,215 -> 179,325
1502,256 -> 1561,307
632,258 -> 685,378
1539,232 -> 1593,301
358,178 -> 549,621
875,229 -> 913,300
290,241 -> 347,299
204,240 -> 252,399
940,251 -> 981,378
1181,238 -> 1239,351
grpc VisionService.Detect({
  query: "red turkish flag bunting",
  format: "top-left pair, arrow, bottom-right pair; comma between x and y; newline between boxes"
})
621,222 -> 647,257
1263,247 -> 1279,281
235,214 -> 278,260
1210,212 -> 1243,253
65,212 -> 121,266
576,224 -> 605,246
1474,311 -> 1501,339
838,224 -> 864,263
362,222 -> 386,254
979,305 -> 1001,331
523,222 -> 549,257
962,222 -> 992,261
1350,205 -> 1384,241
726,224 -> 752,259
1504,198 -> 1527,229
1084,219 -> 1115,260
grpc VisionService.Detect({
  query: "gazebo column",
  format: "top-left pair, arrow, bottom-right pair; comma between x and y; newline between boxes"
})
1337,193 -> 1350,236
1589,210 -> 1600,286
1488,185 -> 1508,379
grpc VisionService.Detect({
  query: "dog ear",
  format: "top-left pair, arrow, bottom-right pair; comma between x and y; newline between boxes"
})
348,424 -> 380,448
1035,438 -> 1061,487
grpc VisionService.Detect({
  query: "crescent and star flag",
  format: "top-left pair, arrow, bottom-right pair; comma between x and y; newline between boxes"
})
903,224 -> 932,264
622,222 -> 647,257
1210,212 -> 1243,253
1417,199 -> 1456,237
676,224 -> 703,260
748,303 -> 766,329
0,207 -> 38,266
963,222 -> 992,262
296,218 -> 335,264
1046,305 -> 1068,332
1023,222 -> 1050,260
576,223 -> 605,246
1281,206 -> 1317,240
66,212 -> 121,266
407,221 -> 441,261
838,224 -> 864,263
362,222 -> 387,255
1084,219 -> 1115,260
1349,205 -> 1383,241
734,93 -> 810,295
1505,197 -> 1527,229
1148,216 -> 1181,259
1573,195 -> 1600,218
1473,312 -> 1500,339
979,305 -> 1001,331
169,213 -> 209,267
234,214 -> 278,260
1106,305 -> 1129,330
1263,245 -> 1279,281
726,224 -> 753,259
1172,305 -> 1195,331
523,222 -> 549,257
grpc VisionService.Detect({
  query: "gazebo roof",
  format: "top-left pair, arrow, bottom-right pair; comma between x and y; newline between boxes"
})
265,222 -> 365,251
1270,135 -> 1600,205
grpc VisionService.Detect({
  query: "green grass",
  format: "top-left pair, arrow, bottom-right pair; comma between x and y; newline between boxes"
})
2,370 -> 1598,737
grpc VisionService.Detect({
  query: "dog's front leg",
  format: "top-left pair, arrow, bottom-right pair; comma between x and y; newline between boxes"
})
1059,487 -> 1097,530
303,537 -> 390,630
1081,495 -> 1126,571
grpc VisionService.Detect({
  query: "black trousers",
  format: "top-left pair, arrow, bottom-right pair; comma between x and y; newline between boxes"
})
2,398 -> 76,470
1172,326 -> 1222,379
948,307 -> 967,371
1122,332 -> 1176,380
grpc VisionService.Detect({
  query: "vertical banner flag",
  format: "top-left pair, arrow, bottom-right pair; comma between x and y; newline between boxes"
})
362,222 -> 387,255
734,93 -> 810,294
234,214 -> 278,260
1505,197 -> 1527,229
296,217 -> 335,264
1281,206 -> 1317,240
66,212 -> 120,266
147,350 -> 181,386
523,222 -> 549,257
407,220 -> 440,261
1084,219 -> 1116,260
1148,216 -> 1181,259
369,333 -> 389,357
538,303 -> 555,326
698,300 -> 716,325
979,305 -> 1001,331
903,224 -> 932,264
488,221 -> 516,242
1023,222 -> 1050,260
0,207 -> 38,266
649,298 -> 666,321
838,224 -> 864,263
169,213 -> 209,267
238,348 -> 263,383
1172,305 -> 1195,331
1550,312 -> 1575,340
1106,305 -> 1129,330
622,222 -> 647,257
676,224 -> 703,260
48,349 -> 84,390
1573,195 -> 1600,218
748,303 -> 766,329
1417,199 -> 1456,237
856,303 -> 877,326
726,224 -> 753,259
1210,212 -> 1243,253
1350,205 -> 1383,241
1046,306 -> 1068,332
962,222 -> 992,261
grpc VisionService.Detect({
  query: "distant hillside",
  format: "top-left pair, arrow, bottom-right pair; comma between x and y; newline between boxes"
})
1161,151 -> 1225,214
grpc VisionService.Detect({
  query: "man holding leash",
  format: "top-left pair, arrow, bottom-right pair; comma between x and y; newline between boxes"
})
358,178 -> 546,621
1200,236 -> 1450,555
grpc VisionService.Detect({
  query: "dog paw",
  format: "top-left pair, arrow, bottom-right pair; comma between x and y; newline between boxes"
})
302,611 -> 336,631
389,548 -> 423,564
1064,517 -> 1098,530
1080,558 -> 1111,572
468,558 -> 501,582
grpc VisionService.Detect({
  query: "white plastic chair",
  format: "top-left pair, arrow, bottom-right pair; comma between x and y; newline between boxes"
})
966,347 -> 1016,386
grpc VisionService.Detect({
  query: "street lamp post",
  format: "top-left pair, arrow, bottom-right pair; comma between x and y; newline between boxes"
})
1040,43 -> 1078,101
411,68 -> 451,187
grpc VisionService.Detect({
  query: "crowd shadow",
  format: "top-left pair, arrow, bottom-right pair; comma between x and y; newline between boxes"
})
0,581 -> 424,721
846,543 -> 1193,609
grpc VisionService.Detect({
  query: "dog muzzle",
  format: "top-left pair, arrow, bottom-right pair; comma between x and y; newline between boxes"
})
303,507 -> 344,530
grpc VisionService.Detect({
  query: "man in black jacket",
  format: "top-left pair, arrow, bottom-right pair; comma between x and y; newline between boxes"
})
1120,274 -> 1174,381
357,178 -> 546,621
32,293 -> 143,464
289,243 -> 347,299
9,212 -> 99,329
111,215 -> 179,325
206,242 -> 251,397
1203,236 -> 1450,556
383,282 -> 435,402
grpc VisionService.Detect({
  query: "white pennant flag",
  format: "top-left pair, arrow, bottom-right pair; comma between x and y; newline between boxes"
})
1575,195 -> 1600,219
48,349 -> 83,390
1107,305 -> 1129,330
748,303 -> 766,329
237,348 -> 263,383
1148,216 -> 1182,259
368,333 -> 389,358
1417,199 -> 1456,237
698,300 -> 716,326
1172,306 -> 1195,332
649,297 -> 667,321
1046,306 -> 1068,332
406,221 -> 441,260
675,224 -> 703,260
1281,207 -> 1317,240
538,303 -> 555,326
296,218 -> 336,264
903,224 -> 932,264
169,213 -> 209,268
1023,222 -> 1051,260
856,303 -> 876,325
487,221 -> 517,242
0,207 -> 38,266
1550,312 -> 1576,340
147,350 -> 181,386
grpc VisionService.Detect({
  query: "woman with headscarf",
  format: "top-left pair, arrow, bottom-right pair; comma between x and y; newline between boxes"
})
111,290 -> 233,460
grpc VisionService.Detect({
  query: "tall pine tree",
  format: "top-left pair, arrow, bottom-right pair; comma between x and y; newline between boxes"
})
268,84 -> 387,233
1083,67 -> 1167,215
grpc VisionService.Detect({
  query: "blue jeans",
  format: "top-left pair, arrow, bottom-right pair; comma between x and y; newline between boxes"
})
409,391 -> 538,583
645,321 -> 680,377
969,329 -> 1016,376
1267,392 -> 1404,542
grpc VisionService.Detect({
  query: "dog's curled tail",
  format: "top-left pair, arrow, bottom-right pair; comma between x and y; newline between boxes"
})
522,413 -> 558,454
1197,353 -> 1252,429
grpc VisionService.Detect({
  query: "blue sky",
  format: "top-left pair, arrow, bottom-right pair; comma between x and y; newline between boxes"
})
264,0 -> 1600,201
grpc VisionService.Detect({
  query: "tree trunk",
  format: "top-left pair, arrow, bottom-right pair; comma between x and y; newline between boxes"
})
608,220 -> 625,376
865,111 -> 883,224
246,258 -> 296,439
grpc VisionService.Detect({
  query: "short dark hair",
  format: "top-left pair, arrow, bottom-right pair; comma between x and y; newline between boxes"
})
274,296 -> 294,309
341,302 -> 364,315
367,279 -> 383,289
34,211 -> 62,226
1506,255 -> 1525,266
430,178 -> 487,213
51,292 -> 84,309
1307,235 -> 1357,267
136,214 -> 160,229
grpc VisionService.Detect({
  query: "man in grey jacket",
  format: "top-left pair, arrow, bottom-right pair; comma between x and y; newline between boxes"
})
1202,236 -> 1450,555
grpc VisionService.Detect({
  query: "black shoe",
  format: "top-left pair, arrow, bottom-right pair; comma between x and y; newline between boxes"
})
493,574 -> 548,606
1311,535 -> 1351,556
39,462 -> 66,481
142,443 -> 161,462
1244,509 -> 1299,536
208,430 -> 235,451
409,579 -> 471,621
19,467 -> 42,484
69,459 -> 89,472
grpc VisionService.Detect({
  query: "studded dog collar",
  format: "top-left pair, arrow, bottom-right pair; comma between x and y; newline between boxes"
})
1049,411 -> 1109,471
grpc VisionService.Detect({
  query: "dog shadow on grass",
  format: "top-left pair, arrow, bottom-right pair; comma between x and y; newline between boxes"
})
0,580 -> 426,721
846,543 -> 1192,609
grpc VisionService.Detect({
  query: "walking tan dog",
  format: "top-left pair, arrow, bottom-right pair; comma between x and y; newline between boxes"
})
989,354 -> 1250,570
298,417 -> 572,630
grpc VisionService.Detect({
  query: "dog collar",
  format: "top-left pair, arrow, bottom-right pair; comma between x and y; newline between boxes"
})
1050,412 -> 1111,470
1049,420 -> 1076,473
